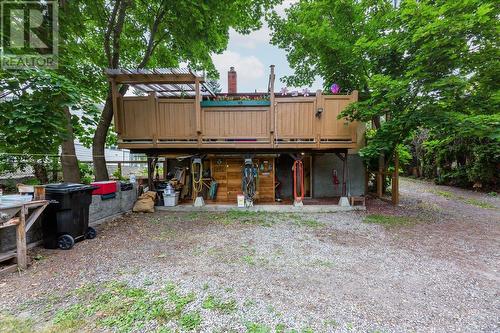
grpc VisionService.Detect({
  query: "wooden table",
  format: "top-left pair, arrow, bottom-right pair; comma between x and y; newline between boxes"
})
0,200 -> 49,272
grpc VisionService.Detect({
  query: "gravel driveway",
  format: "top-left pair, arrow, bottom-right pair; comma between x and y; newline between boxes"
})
0,178 -> 498,332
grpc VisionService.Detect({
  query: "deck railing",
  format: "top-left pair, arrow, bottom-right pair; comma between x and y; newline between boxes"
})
115,90 -> 361,150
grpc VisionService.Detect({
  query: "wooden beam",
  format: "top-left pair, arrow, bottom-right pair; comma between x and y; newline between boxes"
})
111,79 -> 121,134
16,206 -> 27,269
25,202 -> 48,232
109,74 -> 203,85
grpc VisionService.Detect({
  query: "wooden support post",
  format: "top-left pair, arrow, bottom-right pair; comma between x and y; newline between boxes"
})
16,206 -> 27,269
111,79 -> 121,134
342,153 -> 347,197
392,151 -> 400,205
377,154 -> 384,198
334,150 -> 348,197
163,159 -> 168,180
147,156 -> 154,190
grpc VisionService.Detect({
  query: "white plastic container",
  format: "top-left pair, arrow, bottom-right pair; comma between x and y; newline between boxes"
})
163,192 -> 179,207
237,195 -> 245,208
2,194 -> 33,203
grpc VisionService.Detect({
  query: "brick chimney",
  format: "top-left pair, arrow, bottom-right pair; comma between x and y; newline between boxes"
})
228,66 -> 237,94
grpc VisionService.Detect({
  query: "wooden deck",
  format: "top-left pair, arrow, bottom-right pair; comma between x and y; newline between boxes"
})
114,92 -> 362,151
107,68 -> 363,152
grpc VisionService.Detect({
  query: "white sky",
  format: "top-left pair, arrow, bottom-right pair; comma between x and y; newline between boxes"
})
211,1 -> 323,93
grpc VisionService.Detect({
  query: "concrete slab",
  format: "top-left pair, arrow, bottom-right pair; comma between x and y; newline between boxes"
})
156,204 -> 365,213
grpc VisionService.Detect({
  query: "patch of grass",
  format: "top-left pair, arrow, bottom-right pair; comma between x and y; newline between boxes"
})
42,281 -> 200,333
432,189 -> 496,209
186,212 -> 201,220
214,210 -> 275,227
310,259 -> 334,268
51,304 -> 86,332
246,322 -> 272,333
291,216 -> 323,228
156,327 -> 174,333
243,299 -> 256,308
275,323 -> 286,333
463,198 -> 496,209
323,319 -> 339,328
487,191 -> 497,197
432,190 -> 456,198
202,294 -> 237,313
0,315 -> 34,333
179,311 -> 202,331
165,282 -> 197,318
364,214 -> 417,226
32,254 -> 45,261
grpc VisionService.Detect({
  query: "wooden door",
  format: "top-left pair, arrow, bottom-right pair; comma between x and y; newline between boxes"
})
226,159 -> 243,201
256,158 -> 275,202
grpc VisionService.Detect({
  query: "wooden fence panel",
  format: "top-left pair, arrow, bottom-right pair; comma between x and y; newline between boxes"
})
320,96 -> 353,140
202,107 -> 269,139
275,99 -> 316,139
121,97 -> 155,140
157,100 -> 197,139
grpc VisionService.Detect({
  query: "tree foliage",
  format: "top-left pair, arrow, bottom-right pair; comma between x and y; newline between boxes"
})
0,69 -> 95,181
269,0 -> 499,187
57,0 -> 279,180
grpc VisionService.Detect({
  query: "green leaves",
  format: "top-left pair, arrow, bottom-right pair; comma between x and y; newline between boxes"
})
270,0 -> 499,185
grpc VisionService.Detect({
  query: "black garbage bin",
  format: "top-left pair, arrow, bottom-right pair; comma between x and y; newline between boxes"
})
42,183 -> 97,250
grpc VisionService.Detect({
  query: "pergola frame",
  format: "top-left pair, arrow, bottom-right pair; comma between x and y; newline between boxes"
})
105,68 -> 216,98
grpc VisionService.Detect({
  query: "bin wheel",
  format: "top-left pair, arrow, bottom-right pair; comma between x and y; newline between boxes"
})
85,227 -> 97,239
57,234 -> 74,250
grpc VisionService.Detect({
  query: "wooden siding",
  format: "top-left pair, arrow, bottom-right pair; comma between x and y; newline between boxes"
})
210,157 -> 275,203
203,107 -> 269,139
157,100 -> 197,139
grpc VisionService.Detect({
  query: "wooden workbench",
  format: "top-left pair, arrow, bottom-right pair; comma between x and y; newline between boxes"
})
0,200 -> 49,272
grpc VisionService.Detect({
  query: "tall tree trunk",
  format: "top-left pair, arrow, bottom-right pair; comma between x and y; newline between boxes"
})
92,91 -> 114,181
60,106 -> 81,183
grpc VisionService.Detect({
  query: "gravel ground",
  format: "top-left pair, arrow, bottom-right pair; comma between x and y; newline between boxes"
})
0,178 -> 498,332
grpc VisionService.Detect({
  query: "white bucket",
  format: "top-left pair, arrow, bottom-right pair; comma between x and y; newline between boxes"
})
164,192 -> 179,207
237,195 -> 245,208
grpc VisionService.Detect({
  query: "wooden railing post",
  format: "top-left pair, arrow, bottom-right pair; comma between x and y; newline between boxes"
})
149,92 -> 158,147
195,77 -> 202,147
111,79 -> 121,134
315,90 -> 323,148
269,65 -> 275,147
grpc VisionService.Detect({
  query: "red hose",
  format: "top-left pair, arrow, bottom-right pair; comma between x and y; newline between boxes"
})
293,160 -> 304,201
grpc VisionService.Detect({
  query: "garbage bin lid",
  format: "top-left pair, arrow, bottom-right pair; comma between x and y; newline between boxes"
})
45,183 -> 95,193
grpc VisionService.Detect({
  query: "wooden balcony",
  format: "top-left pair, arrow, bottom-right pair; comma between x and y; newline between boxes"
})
107,68 -> 363,152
